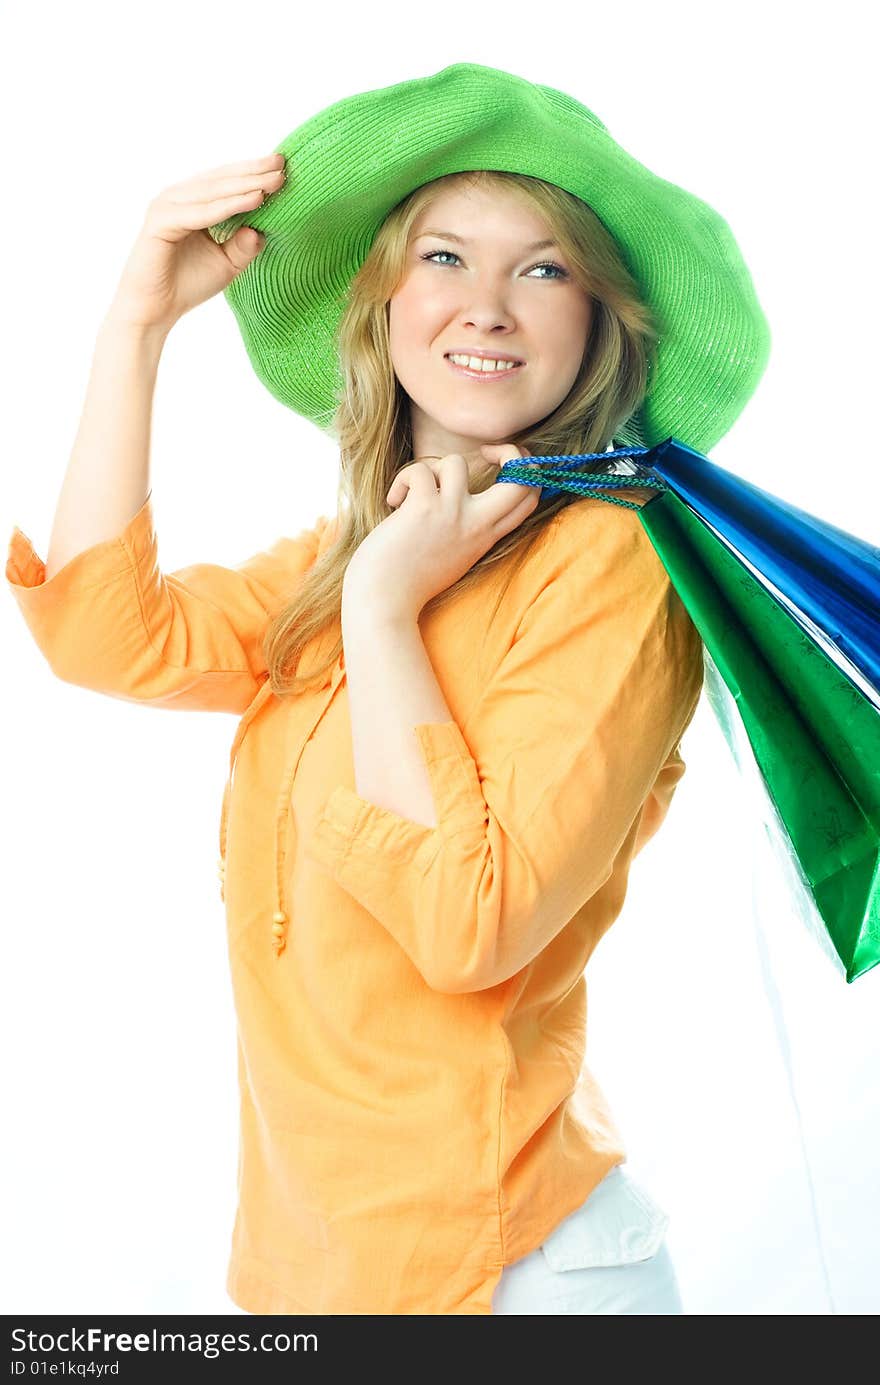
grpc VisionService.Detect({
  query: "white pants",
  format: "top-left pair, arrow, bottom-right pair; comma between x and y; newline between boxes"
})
491,1163 -> 684,1315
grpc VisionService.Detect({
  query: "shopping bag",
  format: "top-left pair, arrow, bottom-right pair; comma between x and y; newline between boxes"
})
497,439 -> 880,983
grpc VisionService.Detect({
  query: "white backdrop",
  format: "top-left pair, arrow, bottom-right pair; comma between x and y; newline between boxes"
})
1,0 -> 877,1316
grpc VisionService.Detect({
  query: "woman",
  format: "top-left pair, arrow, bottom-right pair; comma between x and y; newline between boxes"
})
5,63 -> 770,1315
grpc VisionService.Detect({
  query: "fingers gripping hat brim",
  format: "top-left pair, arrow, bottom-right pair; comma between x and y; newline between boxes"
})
206,62 -> 771,454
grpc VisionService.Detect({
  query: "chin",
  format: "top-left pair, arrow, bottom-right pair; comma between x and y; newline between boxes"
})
432,405 -> 531,441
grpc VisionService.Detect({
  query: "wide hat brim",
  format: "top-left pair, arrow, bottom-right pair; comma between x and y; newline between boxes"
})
206,61 -> 771,454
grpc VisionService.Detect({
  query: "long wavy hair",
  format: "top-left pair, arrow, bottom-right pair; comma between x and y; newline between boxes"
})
264,168 -> 660,697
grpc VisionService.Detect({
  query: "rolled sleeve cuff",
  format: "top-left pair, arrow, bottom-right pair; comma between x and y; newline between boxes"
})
307,719 -> 488,878
6,491 -> 155,608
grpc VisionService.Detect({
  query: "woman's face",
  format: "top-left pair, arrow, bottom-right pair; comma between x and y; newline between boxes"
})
388,181 -> 593,472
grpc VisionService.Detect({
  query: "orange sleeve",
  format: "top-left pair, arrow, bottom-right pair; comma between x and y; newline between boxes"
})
5,490 -> 329,714
305,509 -> 704,993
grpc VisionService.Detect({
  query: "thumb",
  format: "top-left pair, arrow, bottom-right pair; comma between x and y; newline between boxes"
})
480,443 -> 531,468
480,442 -> 532,457
233,226 -> 265,259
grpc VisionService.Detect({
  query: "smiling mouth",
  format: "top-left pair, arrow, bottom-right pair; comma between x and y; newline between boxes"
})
444,355 -> 525,381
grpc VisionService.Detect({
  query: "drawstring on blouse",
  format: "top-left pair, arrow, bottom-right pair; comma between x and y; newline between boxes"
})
218,644 -> 345,959
218,675 -> 274,914
217,515 -> 343,959
217,674 -> 289,952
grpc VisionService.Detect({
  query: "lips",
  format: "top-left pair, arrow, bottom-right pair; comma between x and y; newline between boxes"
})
444,355 -> 525,382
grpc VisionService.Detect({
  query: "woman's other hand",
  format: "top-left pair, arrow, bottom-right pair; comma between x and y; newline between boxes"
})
343,444 -> 541,623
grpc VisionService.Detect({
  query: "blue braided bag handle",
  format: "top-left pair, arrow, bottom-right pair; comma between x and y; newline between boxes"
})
494,446 -> 671,508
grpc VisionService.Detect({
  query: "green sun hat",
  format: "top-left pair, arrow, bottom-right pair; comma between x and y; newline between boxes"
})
206,61 -> 771,454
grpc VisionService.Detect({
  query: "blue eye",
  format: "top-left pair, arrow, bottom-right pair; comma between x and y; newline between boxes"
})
419,249 -> 568,280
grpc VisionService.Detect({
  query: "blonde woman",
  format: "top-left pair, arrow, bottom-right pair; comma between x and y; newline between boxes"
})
6,64 -> 770,1315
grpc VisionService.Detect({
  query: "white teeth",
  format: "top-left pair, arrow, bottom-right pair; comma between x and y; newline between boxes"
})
448,353 -> 520,372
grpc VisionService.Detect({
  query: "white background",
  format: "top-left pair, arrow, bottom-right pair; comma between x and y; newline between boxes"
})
1,0 -> 877,1316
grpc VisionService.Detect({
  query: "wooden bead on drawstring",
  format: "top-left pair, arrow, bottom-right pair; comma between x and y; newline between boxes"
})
272,909 -> 288,956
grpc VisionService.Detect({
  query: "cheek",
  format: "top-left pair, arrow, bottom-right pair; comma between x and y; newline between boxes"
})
389,281 -> 451,379
390,271 -> 458,332
387,292 -> 406,347
387,297 -> 416,381
388,283 -> 428,357
536,296 -> 591,372
388,300 -> 432,393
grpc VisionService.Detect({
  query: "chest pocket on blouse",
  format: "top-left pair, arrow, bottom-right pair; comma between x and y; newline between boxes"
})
539,1164 -> 670,1271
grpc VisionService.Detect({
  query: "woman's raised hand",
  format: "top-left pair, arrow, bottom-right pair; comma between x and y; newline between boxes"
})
106,152 -> 286,333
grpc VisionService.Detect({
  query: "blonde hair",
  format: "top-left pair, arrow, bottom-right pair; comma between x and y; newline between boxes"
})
264,169 -> 660,697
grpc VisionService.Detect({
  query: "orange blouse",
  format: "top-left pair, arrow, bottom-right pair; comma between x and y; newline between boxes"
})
5,489 -> 703,1315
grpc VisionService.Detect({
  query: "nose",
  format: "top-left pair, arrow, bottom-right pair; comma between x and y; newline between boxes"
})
458,275 -> 517,333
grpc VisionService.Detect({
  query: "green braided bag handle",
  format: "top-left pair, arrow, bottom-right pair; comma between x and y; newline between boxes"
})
495,446 -> 671,508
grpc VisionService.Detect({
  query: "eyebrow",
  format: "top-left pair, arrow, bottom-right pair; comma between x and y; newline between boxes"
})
414,230 -> 561,252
